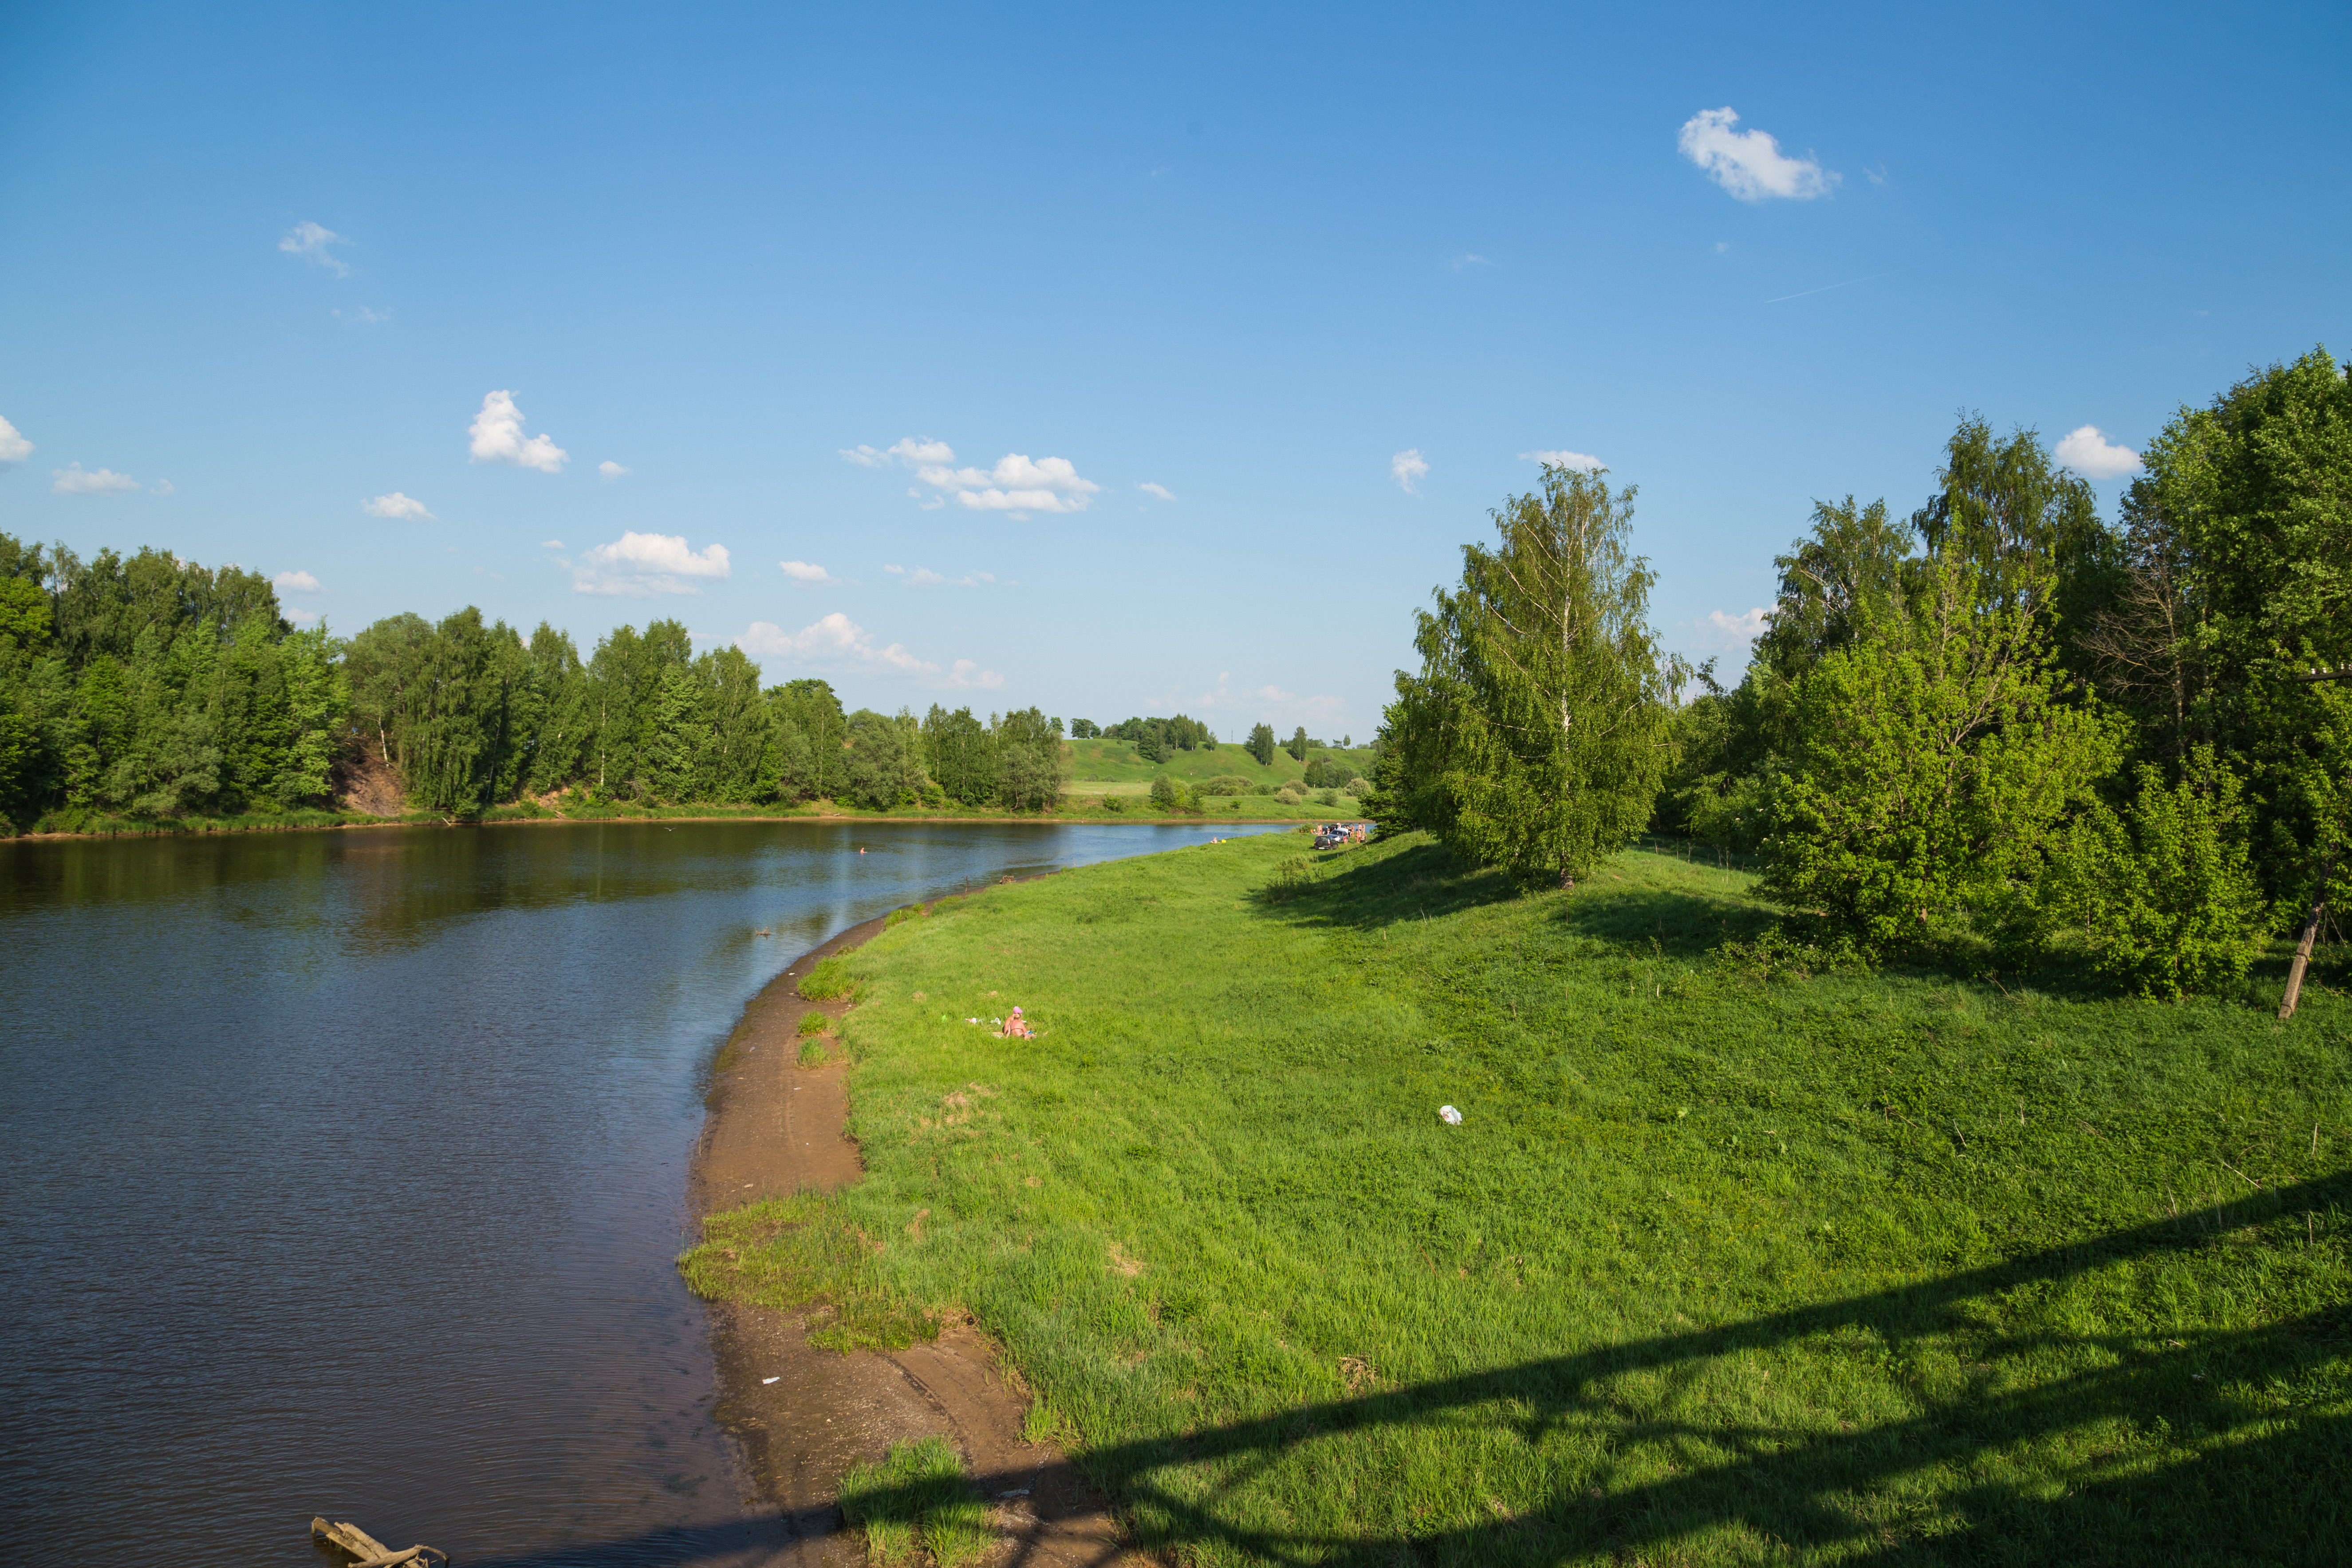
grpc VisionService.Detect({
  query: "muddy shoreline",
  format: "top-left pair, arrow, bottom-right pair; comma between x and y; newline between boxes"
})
686,891 -> 1140,1567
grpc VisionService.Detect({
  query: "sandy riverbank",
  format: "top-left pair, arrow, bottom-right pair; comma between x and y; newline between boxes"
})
686,891 -> 1143,1567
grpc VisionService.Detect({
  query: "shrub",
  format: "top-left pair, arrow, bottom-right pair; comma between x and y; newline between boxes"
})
1149,774 -> 1180,807
2037,749 -> 2267,997
1100,792 -> 1126,813
798,956 -> 859,1001
1314,788 -> 1340,806
1200,775 -> 1255,796
1275,785 -> 1304,805
1252,781 -> 1278,796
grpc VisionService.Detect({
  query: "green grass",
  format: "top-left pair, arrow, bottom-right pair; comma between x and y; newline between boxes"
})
1061,737 -> 1373,794
684,832 -> 2352,1564
836,1434 -> 993,1567
799,956 -> 862,1001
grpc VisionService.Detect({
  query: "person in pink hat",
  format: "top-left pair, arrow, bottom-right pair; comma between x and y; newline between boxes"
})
998,1006 -> 1034,1040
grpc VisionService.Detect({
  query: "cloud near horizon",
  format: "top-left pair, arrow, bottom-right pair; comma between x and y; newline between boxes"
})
468,390 -> 567,473
279,220 -> 352,276
2053,425 -> 2142,479
573,532 -> 731,596
273,570 -> 323,592
51,463 -> 141,495
362,491 -> 435,520
734,612 -> 1000,689
1704,607 -> 1771,646
1678,108 -> 1838,201
0,415 -> 35,463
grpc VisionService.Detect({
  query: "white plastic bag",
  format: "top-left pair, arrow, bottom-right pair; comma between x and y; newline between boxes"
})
1438,1105 -> 1463,1125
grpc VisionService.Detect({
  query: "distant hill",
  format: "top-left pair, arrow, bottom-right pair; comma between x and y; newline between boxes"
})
1061,738 -> 1375,797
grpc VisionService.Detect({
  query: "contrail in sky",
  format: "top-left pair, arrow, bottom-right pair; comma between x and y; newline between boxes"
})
1765,271 -> 1896,304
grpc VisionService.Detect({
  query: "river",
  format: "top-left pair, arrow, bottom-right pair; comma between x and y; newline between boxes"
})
0,818 -> 1277,1564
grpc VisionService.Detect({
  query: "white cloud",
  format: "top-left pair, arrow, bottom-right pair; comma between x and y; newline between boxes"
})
946,659 -> 1004,689
51,464 -> 140,495
467,390 -> 567,473
2053,425 -> 2142,480
333,307 -> 388,325
841,437 -> 956,469
362,492 -> 435,520
847,437 -> 1102,514
1138,481 -> 1176,502
1704,608 -> 1771,646
284,606 -> 320,625
152,480 -> 173,496
540,539 -> 565,550
280,220 -> 353,276
1519,449 -> 1605,471
1451,253 -> 1492,271
572,532 -> 732,596
1176,670 -> 1349,732
779,559 -> 842,587
1678,108 -> 1839,202
598,460 -> 629,480
735,612 -> 935,674
1391,449 -> 1428,493
890,564 -> 1001,587
274,570 -> 323,593
0,416 -> 36,464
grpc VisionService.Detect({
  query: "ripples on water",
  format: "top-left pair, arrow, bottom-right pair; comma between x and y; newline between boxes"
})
0,819 -> 1276,1564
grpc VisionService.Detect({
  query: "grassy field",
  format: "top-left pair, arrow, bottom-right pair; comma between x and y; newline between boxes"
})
684,830 -> 2352,1565
1061,737 -> 1376,796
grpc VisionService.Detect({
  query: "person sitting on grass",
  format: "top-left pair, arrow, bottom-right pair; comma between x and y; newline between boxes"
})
999,1006 -> 1033,1039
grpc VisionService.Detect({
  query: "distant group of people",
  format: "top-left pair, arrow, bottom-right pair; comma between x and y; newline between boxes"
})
1313,821 -> 1369,849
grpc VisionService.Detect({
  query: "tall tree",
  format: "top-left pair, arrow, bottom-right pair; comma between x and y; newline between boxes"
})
1381,466 -> 1673,886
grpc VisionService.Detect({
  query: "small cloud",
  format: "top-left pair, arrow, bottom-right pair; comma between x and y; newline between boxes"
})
735,612 -> 938,676
540,539 -> 565,550
1520,449 -> 1605,471
848,438 -> 1101,514
1704,607 -> 1771,646
779,559 -> 843,587
1138,481 -> 1176,502
573,531 -> 731,596
467,390 -> 567,473
0,415 -> 31,464
362,492 -> 435,521
51,463 -> 141,495
333,307 -> 389,325
1864,164 -> 1888,186
1391,449 -> 1429,494
598,460 -> 629,480
2054,425 -> 2142,480
280,220 -> 353,276
152,480 -> 173,496
892,565 -> 1001,587
840,437 -> 957,469
284,606 -> 320,625
273,570 -> 323,593
946,658 -> 1004,689
884,563 -> 905,574
1714,240 -> 1730,254
1450,253 -> 1492,272
1678,107 -> 1839,201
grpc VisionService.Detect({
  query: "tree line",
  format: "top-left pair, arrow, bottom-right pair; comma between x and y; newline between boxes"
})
1373,346 -> 2352,1003
0,544 -> 1068,828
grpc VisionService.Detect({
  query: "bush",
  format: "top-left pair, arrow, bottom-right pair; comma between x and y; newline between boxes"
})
1149,774 -> 1180,807
1252,781 -> 1278,796
1200,775 -> 1255,796
1099,792 -> 1126,812
1314,788 -> 1340,806
798,956 -> 860,1001
1275,785 -> 1304,805
2037,749 -> 2267,997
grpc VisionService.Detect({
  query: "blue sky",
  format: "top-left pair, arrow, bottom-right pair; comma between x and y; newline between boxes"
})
2,2 -> 2344,738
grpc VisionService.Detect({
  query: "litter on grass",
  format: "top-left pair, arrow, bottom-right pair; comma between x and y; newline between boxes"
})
1439,1105 -> 1463,1125
762,1376 -> 780,1384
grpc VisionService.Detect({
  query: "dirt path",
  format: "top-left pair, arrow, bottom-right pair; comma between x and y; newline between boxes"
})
691,903 -> 1143,1567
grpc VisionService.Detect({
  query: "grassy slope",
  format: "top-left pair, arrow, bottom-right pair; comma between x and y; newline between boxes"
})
1062,738 -> 1375,796
705,831 -> 2351,1564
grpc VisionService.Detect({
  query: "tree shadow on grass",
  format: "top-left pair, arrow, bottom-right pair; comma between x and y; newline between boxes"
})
473,1174 -> 2349,1566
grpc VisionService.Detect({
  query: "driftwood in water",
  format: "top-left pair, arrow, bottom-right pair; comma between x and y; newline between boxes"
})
310,1517 -> 449,1568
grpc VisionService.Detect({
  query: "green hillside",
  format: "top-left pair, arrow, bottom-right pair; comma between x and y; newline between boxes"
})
1061,737 -> 1376,797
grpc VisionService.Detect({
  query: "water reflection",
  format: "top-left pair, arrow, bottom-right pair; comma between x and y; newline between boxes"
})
0,818 -> 1277,1565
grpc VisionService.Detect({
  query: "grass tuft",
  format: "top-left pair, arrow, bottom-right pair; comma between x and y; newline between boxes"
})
837,1434 -> 990,1567
799,956 -> 862,1001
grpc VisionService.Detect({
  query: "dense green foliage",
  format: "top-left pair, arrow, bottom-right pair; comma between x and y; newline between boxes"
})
1378,465 -> 1672,887
0,531 -> 1072,829
0,539 -> 343,830
684,831 -> 2351,1565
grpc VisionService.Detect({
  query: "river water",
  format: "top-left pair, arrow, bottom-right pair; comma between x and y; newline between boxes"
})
0,818 -> 1274,1565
